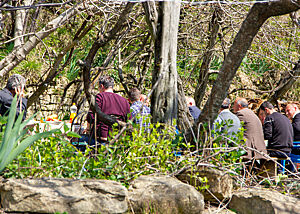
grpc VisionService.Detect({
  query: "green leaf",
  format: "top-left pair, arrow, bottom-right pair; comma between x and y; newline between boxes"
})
67,131 -> 81,138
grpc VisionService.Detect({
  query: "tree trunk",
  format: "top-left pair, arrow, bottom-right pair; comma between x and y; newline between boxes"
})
197,0 -> 300,127
177,76 -> 194,133
14,5 -> 25,48
142,0 -> 158,41
151,1 -> 181,125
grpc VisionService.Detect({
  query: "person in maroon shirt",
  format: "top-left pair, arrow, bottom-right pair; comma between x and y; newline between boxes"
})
87,76 -> 130,143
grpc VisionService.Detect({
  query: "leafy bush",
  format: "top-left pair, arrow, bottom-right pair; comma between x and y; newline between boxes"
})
2,117 -> 246,187
2,122 -> 187,184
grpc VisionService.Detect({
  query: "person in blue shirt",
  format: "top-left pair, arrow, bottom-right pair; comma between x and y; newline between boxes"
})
186,96 -> 201,120
128,88 -> 151,128
214,98 -> 241,136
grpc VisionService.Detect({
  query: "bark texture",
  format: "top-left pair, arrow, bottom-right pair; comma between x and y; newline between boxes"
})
151,1 -> 181,124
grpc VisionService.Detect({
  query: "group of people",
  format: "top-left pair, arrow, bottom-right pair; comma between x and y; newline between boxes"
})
212,97 -> 299,163
0,74 -> 299,167
86,76 -> 151,144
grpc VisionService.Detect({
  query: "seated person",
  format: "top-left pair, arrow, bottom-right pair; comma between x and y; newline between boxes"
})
214,98 -> 241,136
186,96 -> 201,120
0,74 -> 27,121
285,103 -> 300,155
259,101 -> 293,158
87,76 -> 130,144
128,88 -> 151,128
233,98 -> 267,160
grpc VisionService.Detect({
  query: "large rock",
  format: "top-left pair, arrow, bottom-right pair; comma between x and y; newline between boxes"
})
128,175 -> 204,214
177,167 -> 233,202
0,178 -> 128,214
229,188 -> 300,214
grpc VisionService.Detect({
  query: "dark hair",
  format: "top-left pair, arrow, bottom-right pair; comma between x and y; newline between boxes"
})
98,76 -> 114,89
128,87 -> 141,102
259,101 -> 274,111
236,99 -> 248,108
221,98 -> 230,109
6,74 -> 26,90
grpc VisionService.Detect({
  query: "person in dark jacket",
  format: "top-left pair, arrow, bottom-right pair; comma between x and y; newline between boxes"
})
0,74 -> 27,121
259,101 -> 293,158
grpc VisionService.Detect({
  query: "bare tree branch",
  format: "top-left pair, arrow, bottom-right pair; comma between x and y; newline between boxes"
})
196,0 -> 300,129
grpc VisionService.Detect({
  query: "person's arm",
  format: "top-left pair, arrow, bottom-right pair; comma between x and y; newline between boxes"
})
292,114 -> 300,133
263,116 -> 273,140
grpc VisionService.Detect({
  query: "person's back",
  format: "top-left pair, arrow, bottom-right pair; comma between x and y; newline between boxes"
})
264,111 -> 293,154
260,101 -> 293,158
234,98 -> 267,159
214,98 -> 241,136
128,88 -> 151,127
95,92 -> 130,138
87,76 -> 130,142
216,109 -> 241,136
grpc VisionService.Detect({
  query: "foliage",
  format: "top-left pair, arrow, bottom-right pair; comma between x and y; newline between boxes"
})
2,123 -> 186,183
2,118 -> 249,189
0,96 -> 58,172
210,120 -> 246,172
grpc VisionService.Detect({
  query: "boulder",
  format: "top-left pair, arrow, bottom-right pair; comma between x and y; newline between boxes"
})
229,188 -> 300,214
128,175 -> 204,214
176,167 -> 233,202
0,178 -> 128,214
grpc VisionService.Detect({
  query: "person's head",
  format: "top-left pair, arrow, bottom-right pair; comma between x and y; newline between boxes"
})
233,98 -> 248,113
98,76 -> 114,92
186,96 -> 196,107
259,101 -> 275,116
140,94 -> 149,106
258,108 -> 267,124
6,74 -> 26,96
128,87 -> 141,103
220,98 -> 231,110
285,103 -> 299,119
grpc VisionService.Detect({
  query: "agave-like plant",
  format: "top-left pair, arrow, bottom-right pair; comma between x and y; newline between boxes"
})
0,96 -> 58,172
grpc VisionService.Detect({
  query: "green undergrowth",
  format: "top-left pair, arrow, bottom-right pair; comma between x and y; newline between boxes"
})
1,117 -> 250,189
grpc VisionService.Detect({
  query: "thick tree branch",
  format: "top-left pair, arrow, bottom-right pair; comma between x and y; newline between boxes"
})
27,22 -> 93,107
0,3 -> 85,76
196,0 -> 300,129
270,59 -> 300,104
83,3 -> 135,127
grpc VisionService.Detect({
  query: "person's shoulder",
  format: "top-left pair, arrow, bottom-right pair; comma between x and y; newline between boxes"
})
272,111 -> 287,120
294,112 -> 300,120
